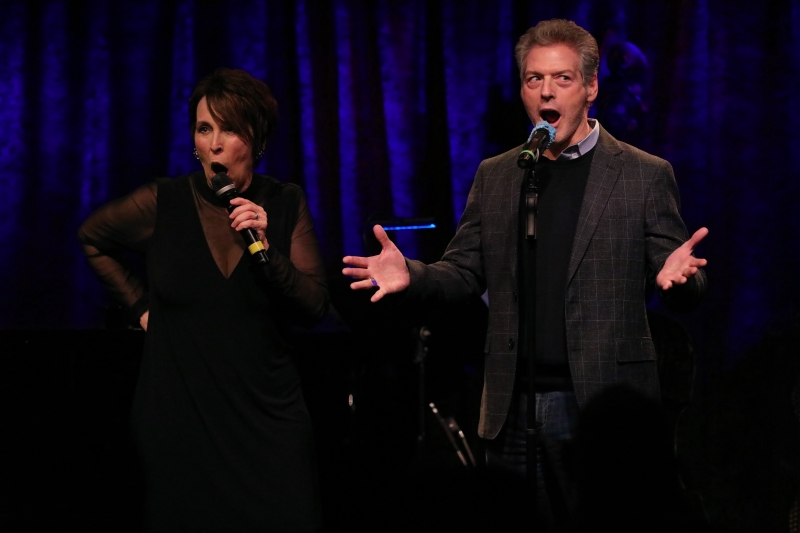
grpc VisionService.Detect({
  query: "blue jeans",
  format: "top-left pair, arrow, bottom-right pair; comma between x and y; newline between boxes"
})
485,390 -> 579,527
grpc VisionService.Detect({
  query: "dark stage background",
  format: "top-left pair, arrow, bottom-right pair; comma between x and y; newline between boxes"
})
1,1 -> 799,531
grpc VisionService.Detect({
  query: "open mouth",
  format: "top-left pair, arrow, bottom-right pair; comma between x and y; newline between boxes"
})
210,162 -> 228,174
540,110 -> 561,125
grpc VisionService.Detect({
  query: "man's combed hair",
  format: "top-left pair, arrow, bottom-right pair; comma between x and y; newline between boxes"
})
514,19 -> 600,86
189,68 -> 279,161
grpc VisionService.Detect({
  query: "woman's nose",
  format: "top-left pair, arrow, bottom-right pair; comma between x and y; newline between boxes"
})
210,133 -> 223,152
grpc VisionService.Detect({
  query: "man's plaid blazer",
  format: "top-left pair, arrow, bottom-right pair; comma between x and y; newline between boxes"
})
406,126 -> 707,439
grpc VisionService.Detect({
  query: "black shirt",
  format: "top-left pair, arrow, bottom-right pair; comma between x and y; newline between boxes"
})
518,147 -> 595,390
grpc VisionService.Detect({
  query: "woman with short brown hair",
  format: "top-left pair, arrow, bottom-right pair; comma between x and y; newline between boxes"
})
79,68 -> 328,532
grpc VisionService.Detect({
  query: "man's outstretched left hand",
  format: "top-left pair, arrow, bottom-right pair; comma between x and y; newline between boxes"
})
657,227 -> 709,291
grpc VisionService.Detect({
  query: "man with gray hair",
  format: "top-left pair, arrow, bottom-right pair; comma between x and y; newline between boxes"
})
344,18 -> 707,525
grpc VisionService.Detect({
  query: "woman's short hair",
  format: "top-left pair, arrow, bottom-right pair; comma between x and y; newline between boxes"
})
514,19 -> 599,85
189,68 -> 279,160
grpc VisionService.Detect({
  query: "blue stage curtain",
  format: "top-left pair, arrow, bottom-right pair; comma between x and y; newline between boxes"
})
1,0 -> 799,381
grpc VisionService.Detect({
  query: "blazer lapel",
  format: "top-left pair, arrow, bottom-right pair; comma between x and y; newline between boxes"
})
506,160 -> 525,282
566,128 -> 623,284
482,149 -> 525,284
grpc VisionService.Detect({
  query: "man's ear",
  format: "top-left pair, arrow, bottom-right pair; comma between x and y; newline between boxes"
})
586,74 -> 598,104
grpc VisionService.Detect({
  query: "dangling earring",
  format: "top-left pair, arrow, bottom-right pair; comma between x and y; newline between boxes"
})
255,147 -> 265,162
193,148 -> 200,160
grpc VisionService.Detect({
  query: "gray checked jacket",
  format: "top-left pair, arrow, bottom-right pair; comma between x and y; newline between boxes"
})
406,127 -> 707,439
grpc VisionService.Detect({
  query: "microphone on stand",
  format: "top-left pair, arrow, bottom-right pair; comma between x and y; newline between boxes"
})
210,171 -> 269,264
517,121 -> 557,169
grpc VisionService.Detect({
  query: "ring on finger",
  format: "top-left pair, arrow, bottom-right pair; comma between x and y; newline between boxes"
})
254,213 -> 259,220
369,277 -> 378,287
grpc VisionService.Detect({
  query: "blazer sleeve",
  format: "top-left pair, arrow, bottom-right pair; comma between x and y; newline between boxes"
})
645,160 -> 707,312
405,160 -> 488,306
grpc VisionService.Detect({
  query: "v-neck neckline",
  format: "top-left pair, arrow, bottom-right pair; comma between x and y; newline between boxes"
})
191,172 -> 264,281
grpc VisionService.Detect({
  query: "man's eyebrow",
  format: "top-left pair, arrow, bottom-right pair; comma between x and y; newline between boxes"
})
523,68 -> 578,76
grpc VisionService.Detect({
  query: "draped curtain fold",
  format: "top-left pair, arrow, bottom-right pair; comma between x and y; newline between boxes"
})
1,0 -> 799,381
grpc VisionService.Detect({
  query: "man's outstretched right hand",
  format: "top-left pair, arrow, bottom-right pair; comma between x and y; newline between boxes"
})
342,225 -> 410,303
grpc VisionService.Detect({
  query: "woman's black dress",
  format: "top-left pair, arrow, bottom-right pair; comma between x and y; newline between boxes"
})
79,172 -> 328,532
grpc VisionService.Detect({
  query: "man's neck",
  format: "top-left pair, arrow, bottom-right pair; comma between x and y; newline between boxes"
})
544,117 -> 592,160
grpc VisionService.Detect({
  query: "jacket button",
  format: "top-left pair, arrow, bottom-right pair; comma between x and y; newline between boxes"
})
508,338 -> 515,350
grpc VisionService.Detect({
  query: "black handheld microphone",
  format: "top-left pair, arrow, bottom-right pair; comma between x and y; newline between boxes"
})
210,172 -> 269,264
517,121 -> 557,169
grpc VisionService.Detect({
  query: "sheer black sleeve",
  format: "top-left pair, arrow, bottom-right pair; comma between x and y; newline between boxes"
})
77,182 -> 157,320
262,187 -> 329,324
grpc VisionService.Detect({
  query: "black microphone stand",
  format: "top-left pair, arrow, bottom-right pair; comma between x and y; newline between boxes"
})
516,124 -> 553,527
521,164 -> 541,523
414,325 -> 431,455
